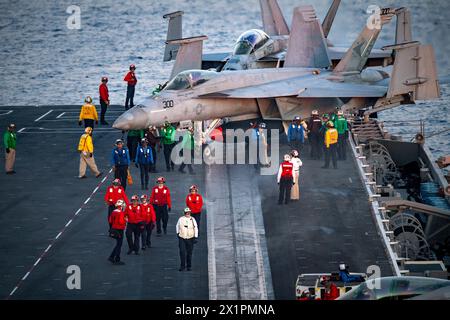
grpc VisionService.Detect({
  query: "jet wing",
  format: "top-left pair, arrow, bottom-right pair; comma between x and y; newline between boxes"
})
328,47 -> 392,60
297,82 -> 387,98
257,48 -> 391,63
202,52 -> 230,63
199,77 -> 387,99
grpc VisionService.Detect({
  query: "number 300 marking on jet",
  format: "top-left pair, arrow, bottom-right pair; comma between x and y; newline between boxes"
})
163,100 -> 174,109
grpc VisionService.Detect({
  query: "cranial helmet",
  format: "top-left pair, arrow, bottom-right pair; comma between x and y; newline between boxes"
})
284,154 -> 291,161
115,199 -> 124,207
157,177 -> 166,184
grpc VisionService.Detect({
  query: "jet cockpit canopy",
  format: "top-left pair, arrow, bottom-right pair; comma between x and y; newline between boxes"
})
165,70 -> 218,91
233,29 -> 270,55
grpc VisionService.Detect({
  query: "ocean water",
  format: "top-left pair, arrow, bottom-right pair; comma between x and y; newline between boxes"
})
0,0 -> 448,158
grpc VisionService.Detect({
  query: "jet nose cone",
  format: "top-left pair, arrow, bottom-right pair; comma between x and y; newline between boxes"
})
113,107 -> 148,130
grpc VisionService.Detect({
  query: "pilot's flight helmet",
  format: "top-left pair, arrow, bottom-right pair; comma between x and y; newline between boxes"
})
85,96 -> 93,104
112,178 -> 121,186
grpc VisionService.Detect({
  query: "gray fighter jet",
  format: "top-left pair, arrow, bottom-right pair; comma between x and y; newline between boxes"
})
163,0 -> 395,73
113,6 -> 440,131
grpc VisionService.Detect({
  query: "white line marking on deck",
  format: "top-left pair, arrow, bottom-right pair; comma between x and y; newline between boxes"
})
0,110 -> 13,116
34,110 -> 53,122
56,112 -> 66,119
21,272 -> 30,281
6,168 -> 113,299
34,258 -> 41,266
9,287 -> 18,296
17,128 -> 26,133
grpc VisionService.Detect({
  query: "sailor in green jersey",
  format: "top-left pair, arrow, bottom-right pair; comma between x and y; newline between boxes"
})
334,110 -> 348,160
179,127 -> 195,174
4,123 -> 17,174
127,129 -> 144,162
161,121 -> 176,171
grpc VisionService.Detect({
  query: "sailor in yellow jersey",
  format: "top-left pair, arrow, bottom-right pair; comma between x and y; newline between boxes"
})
77,127 -> 102,179
322,121 -> 338,169
78,96 -> 99,129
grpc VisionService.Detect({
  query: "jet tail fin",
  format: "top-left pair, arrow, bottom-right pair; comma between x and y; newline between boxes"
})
395,7 -> 412,44
163,11 -> 184,62
322,0 -> 341,38
284,6 -> 331,68
168,36 -> 208,80
259,0 -> 289,36
383,42 -> 440,101
333,8 -> 395,73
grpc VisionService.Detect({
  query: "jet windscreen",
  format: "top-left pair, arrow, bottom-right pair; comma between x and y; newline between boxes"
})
165,73 -> 190,90
233,29 -> 270,55
165,70 -> 217,90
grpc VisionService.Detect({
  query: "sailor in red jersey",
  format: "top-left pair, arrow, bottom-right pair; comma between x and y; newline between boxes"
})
140,194 -> 156,249
124,195 -> 144,255
99,76 -> 110,125
320,277 -> 340,300
185,185 -> 203,231
150,177 -> 171,236
104,179 -> 129,228
123,64 -> 137,110
108,200 -> 127,265
277,154 -> 294,205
